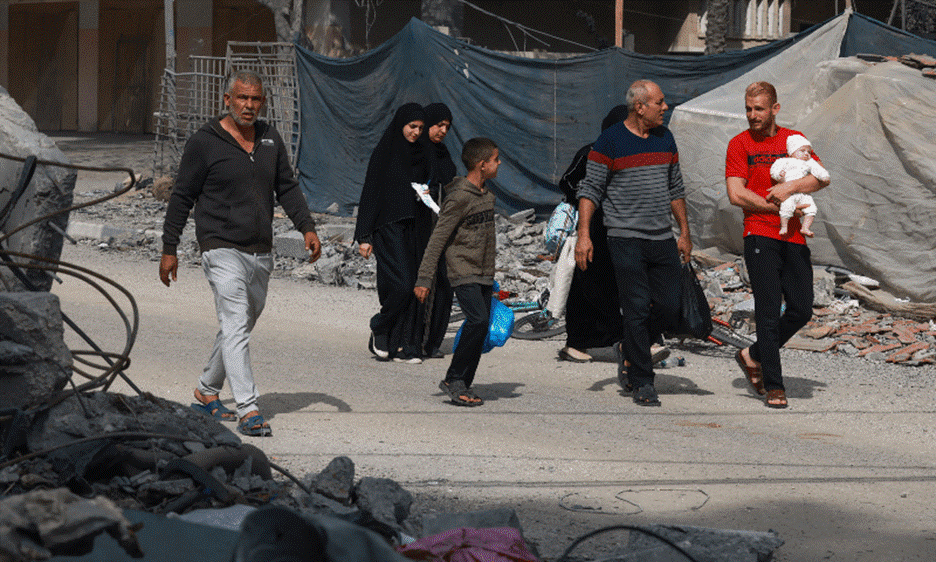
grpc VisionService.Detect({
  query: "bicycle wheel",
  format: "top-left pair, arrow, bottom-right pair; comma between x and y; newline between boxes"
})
708,323 -> 754,349
511,311 -> 567,340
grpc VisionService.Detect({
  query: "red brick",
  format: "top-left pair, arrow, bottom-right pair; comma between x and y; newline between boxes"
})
892,326 -> 918,345
857,343 -> 902,357
886,341 -> 931,363
802,325 -> 836,339
840,335 -> 871,350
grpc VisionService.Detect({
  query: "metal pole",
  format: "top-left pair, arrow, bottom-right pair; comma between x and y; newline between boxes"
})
165,0 -> 175,73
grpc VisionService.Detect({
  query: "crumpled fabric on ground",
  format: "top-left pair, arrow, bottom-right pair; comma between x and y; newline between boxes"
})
0,487 -> 141,560
397,527 -> 539,562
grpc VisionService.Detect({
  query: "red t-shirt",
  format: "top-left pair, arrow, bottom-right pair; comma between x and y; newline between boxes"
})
725,126 -> 822,245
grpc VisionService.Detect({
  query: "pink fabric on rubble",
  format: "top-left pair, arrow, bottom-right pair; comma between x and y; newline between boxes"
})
397,527 -> 540,562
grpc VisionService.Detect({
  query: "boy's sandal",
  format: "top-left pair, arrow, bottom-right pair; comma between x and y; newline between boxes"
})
765,389 -> 788,409
735,349 -> 766,396
438,380 -> 483,407
238,414 -> 273,436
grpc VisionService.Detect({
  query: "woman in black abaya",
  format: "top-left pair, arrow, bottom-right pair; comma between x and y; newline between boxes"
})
558,105 -> 628,362
419,102 -> 457,358
355,103 -> 430,363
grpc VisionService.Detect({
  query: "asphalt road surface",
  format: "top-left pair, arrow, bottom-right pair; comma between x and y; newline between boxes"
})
48,238 -> 936,561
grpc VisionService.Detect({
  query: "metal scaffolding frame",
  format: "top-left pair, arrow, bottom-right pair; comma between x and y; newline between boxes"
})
153,42 -> 300,178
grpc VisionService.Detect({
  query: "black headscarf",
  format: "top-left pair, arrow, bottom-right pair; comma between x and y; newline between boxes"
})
420,102 -> 457,202
559,104 -> 629,204
601,104 -> 628,132
355,103 -> 429,242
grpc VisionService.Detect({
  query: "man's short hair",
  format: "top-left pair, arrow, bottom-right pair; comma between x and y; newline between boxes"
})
745,81 -> 777,105
626,80 -> 654,111
227,71 -> 264,96
462,137 -> 498,170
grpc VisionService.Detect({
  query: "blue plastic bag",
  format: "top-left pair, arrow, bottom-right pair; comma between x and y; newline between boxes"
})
452,281 -> 515,354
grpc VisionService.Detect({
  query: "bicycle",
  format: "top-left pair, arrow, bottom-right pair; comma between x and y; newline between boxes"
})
706,317 -> 755,349
448,288 -> 567,340
452,295 -> 755,346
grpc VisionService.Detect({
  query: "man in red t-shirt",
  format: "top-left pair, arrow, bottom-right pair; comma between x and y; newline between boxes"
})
725,82 -> 830,409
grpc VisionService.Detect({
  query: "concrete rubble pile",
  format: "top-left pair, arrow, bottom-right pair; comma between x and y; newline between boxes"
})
0,390 -> 432,560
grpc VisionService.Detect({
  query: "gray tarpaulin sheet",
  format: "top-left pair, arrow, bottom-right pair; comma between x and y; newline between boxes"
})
670,12 -> 936,301
295,12 -> 936,301
295,16 -> 809,217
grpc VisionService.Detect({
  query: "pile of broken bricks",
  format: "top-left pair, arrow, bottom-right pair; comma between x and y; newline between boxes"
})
694,249 -> 936,366
858,52 -> 936,78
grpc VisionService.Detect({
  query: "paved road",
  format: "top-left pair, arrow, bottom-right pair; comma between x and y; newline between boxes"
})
53,241 -> 936,561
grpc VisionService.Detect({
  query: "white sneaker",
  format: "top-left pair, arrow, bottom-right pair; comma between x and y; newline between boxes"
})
558,346 -> 592,362
393,356 -> 423,364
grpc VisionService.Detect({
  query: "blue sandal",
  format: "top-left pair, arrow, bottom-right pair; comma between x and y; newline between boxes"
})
238,414 -> 272,436
191,399 -> 236,421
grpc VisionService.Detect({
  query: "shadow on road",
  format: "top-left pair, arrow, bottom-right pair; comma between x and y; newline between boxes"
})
260,391 -> 352,417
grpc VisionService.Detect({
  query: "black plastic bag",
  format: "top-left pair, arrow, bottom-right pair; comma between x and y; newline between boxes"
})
675,262 -> 712,339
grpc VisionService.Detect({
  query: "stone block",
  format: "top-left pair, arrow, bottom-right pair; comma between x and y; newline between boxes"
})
312,456 -> 355,504
0,292 -> 71,409
353,476 -> 413,529
1,89 -> 76,291
273,231 -> 308,260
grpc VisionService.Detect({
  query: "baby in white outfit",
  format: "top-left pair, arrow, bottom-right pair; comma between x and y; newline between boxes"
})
769,134 -> 829,237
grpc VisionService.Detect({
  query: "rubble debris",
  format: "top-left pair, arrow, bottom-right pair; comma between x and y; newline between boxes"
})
609,524 -> 784,562
840,281 -> 936,322
0,292 -> 71,409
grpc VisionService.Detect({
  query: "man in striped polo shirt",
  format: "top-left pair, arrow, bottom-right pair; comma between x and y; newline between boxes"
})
575,80 -> 692,407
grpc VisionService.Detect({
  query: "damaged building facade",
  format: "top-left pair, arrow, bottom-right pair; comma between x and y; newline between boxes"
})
0,0 -> 894,134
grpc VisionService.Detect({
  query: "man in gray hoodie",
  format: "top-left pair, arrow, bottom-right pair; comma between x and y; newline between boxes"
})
160,71 -> 320,436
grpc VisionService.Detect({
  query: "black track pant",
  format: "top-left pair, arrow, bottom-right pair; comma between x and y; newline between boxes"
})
744,235 -> 813,392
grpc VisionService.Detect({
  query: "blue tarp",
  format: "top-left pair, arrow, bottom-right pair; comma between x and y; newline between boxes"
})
295,13 -> 936,218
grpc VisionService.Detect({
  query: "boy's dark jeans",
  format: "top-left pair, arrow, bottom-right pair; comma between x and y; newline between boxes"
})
446,283 -> 492,387
744,235 -> 813,392
607,237 -> 681,390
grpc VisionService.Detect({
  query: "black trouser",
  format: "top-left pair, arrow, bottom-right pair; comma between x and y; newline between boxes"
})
424,262 -> 453,355
565,211 -> 623,350
608,237 -> 681,389
370,219 -> 424,358
744,235 -> 813,392
446,283 -> 492,387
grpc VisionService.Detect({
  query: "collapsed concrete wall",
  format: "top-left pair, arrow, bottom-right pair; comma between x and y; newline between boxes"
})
0,85 -> 75,292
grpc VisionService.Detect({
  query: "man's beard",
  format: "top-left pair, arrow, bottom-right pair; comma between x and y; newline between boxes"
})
230,110 -> 256,126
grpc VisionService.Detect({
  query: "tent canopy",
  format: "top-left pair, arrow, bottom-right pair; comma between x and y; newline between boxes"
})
670,12 -> 936,301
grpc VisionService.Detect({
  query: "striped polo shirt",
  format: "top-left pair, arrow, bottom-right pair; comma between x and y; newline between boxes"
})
576,122 -> 684,240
